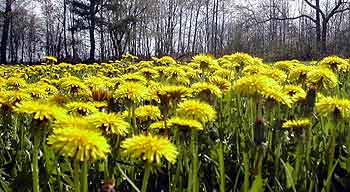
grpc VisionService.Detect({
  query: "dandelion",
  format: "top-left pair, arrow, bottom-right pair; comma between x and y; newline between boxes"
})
283,85 -> 307,104
177,99 -> 216,123
306,67 -> 338,90
121,134 -> 178,165
233,75 -> 280,97
15,100 -> 64,122
65,101 -> 98,116
156,56 -> 177,65
44,56 -> 58,63
191,82 -> 222,99
319,56 -> 349,72
260,88 -> 293,108
135,105 -> 162,122
288,65 -> 313,83
192,54 -> 216,70
5,77 -> 27,90
47,127 -> 110,162
120,73 -> 147,84
282,119 -> 311,129
89,112 -> 129,136
316,96 -> 350,119
168,117 -> 203,131
113,82 -> 149,103
209,76 -> 231,92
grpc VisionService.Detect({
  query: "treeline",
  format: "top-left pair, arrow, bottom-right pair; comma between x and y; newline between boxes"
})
0,0 -> 349,64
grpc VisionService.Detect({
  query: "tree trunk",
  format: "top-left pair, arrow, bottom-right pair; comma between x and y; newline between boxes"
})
321,20 -> 327,54
0,0 -> 12,64
89,0 -> 96,62
63,0 -> 68,57
315,0 -> 321,54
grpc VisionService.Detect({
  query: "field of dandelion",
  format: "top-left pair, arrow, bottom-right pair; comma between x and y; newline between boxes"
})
1,53 -> 350,192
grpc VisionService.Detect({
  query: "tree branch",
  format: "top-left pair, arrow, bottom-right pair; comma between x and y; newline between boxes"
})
256,15 -> 317,24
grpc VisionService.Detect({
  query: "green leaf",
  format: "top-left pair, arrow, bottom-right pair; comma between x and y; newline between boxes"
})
250,176 -> 264,192
284,162 -> 294,189
281,159 -> 296,192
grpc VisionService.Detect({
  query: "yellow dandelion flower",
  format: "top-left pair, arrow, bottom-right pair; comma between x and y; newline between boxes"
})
319,56 -> 349,72
113,82 -> 149,103
89,112 -> 129,136
44,56 -> 58,63
150,84 -> 192,103
192,54 -> 216,69
65,102 -> 98,116
260,68 -> 287,82
243,64 -> 271,75
274,60 -> 302,72
282,119 -> 311,129
137,67 -> 159,80
23,86 -> 49,100
15,100 -> 65,121
260,88 -> 293,108
282,85 -> 307,103
121,134 -> 178,164
122,53 -> 138,62
47,127 -> 110,162
137,61 -> 154,68
213,68 -> 234,79
288,65 -> 313,83
135,105 -> 161,122
59,76 -> 90,96
120,73 -> 147,84
177,99 -> 216,123
306,67 -> 338,90
156,56 -> 177,65
233,75 -> 279,97
168,117 -> 203,131
149,121 -> 168,129
229,52 -> 257,67
209,76 -> 231,92
191,82 -> 222,98
0,90 -> 31,109
316,96 -> 350,118
5,77 -> 27,90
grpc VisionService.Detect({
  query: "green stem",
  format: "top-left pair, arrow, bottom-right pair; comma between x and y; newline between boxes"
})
131,103 -> 138,134
32,133 -> 40,192
81,160 -> 89,192
243,152 -> 249,192
191,130 -> 199,192
218,142 -> 225,192
141,165 -> 151,192
73,160 -> 80,192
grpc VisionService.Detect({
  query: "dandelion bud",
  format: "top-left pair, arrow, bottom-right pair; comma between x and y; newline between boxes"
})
254,117 -> 266,146
304,86 -> 317,115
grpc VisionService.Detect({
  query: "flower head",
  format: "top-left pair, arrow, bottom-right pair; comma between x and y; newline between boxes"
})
121,134 -> 178,165
168,117 -> 203,131
135,105 -> 161,122
47,127 -> 110,162
282,85 -> 307,104
65,102 -> 98,116
176,99 -> 216,123
306,67 -> 338,90
89,112 -> 129,136
319,56 -> 349,72
191,82 -> 222,99
316,96 -> 350,119
233,75 -> 279,97
113,82 -> 149,103
282,118 -> 311,129
15,100 -> 65,122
